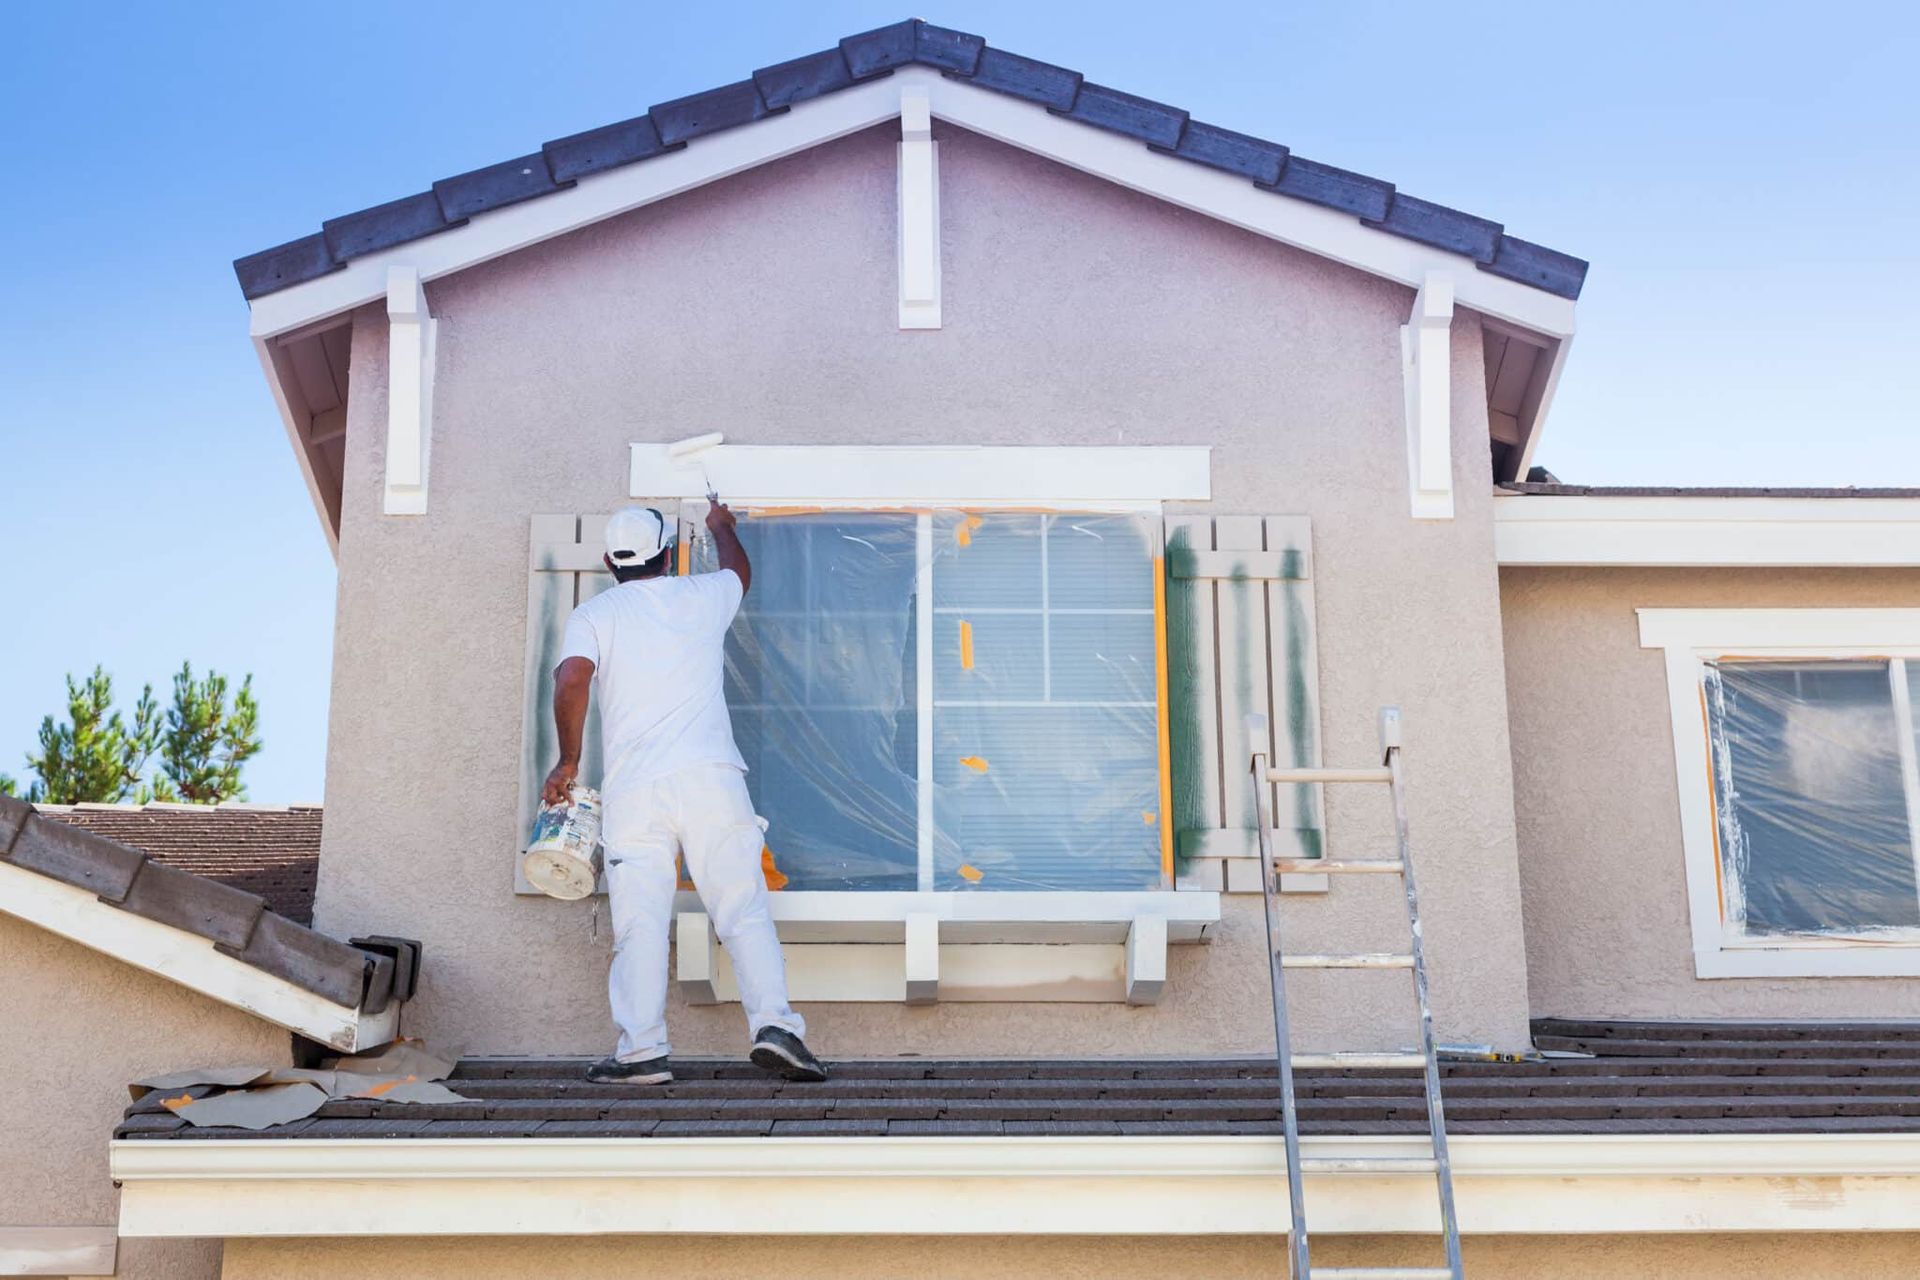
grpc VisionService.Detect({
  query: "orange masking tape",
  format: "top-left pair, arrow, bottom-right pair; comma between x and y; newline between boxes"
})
959,755 -> 989,773
957,863 -> 985,883
959,620 -> 975,670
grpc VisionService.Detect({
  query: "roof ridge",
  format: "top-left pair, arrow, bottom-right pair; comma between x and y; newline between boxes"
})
45,800 -> 323,813
234,17 -> 1586,302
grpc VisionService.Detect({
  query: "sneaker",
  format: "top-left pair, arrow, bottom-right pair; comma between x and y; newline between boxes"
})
750,1027 -> 828,1082
585,1055 -> 673,1085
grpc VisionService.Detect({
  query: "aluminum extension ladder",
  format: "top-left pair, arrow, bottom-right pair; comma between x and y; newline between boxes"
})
1247,707 -> 1463,1280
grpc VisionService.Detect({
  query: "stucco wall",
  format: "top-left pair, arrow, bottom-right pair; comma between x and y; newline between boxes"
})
1502,565 -> 1920,1018
0,914 -> 291,1279
222,1232 -> 1920,1279
315,121 -> 1534,1055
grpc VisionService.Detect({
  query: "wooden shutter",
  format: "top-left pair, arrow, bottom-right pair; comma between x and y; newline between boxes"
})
514,514 -> 620,893
1164,515 -> 1325,892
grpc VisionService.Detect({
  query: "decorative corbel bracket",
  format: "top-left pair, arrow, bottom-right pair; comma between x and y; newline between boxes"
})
384,266 -> 436,515
897,89 -> 941,329
1402,271 -> 1455,520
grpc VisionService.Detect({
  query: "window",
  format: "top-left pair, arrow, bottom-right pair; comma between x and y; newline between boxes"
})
1640,609 -> 1920,977
700,509 -> 1168,892
1705,661 -> 1920,940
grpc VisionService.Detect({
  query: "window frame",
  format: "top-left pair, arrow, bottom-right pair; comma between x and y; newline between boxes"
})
1639,608 -> 1920,978
687,501 -> 1176,895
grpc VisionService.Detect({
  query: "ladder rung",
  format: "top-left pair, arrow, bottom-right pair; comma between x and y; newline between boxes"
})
1282,953 -> 1415,969
1266,766 -> 1393,784
1272,859 -> 1404,875
1299,1156 -> 1439,1174
1290,1052 -> 1427,1069
1315,1269 -> 1457,1279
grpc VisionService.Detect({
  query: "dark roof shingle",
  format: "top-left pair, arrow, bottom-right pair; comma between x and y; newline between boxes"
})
2,796 -> 411,1014
35,802 -> 321,924
233,18 -> 1588,304
117,1020 -> 1920,1141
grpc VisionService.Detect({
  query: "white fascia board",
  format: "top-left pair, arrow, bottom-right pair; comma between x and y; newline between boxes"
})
0,861 -> 391,1052
247,70 -> 1574,346
246,77 -> 909,341
112,1132 -> 1920,1238
630,444 -> 1211,505
1495,495 -> 1920,566
919,72 -> 1575,340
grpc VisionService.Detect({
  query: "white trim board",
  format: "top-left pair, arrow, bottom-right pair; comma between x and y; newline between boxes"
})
629,444 -> 1210,504
1495,494 -> 1920,566
0,860 -> 394,1052
112,1132 -> 1920,1238
249,69 -> 1574,344
0,1226 -> 116,1277
1639,608 -> 1920,978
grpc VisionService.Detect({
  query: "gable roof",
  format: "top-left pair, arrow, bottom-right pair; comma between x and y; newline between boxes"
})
35,802 -> 321,924
233,18 -> 1586,304
0,794 -> 412,1050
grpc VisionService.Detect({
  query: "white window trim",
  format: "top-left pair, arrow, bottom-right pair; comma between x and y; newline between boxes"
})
631,442 -> 1210,506
625,501 -> 1213,1000
1639,608 -> 1920,978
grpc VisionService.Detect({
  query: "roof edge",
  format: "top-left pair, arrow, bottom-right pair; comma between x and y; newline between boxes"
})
234,18 -> 1586,304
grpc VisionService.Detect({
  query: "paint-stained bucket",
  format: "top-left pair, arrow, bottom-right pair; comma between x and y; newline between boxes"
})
523,784 -> 604,900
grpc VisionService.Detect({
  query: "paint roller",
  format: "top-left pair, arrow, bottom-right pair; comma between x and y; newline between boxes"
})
668,432 -> 725,503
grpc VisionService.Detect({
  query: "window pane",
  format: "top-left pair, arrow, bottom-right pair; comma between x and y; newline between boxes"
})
1705,660 -> 1919,936
930,512 -> 1163,890
704,514 -> 920,891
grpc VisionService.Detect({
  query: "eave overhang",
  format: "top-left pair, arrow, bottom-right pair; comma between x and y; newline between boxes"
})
248,64 -> 1578,552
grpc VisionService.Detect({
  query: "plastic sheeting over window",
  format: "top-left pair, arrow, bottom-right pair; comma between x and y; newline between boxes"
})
697,509 -> 1165,892
1704,659 -> 1920,939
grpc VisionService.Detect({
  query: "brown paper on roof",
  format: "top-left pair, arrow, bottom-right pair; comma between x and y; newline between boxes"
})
127,1037 -> 470,1130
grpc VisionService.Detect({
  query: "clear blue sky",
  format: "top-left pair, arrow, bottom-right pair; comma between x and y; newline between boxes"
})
2,1 -> 1915,803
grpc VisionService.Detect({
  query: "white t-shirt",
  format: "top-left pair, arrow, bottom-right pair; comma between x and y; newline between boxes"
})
557,569 -> 746,798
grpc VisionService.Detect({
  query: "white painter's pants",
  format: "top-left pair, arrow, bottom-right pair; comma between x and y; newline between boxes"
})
603,763 -> 804,1062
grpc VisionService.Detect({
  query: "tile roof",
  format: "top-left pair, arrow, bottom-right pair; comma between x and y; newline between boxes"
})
35,802 -> 320,924
234,19 -> 1587,303
1,794 -> 411,1014
115,1019 -> 1920,1141
1500,482 -> 1920,499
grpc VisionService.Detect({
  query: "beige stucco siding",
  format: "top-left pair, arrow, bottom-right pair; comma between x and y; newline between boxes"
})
1502,565 -> 1920,1018
0,914 -> 290,1279
316,121 -> 1534,1054
222,1232 -> 1920,1279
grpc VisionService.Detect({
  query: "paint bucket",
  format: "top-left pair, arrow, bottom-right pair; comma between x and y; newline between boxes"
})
523,784 -> 604,900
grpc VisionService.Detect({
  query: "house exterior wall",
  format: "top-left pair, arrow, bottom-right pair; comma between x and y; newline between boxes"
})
0,915 -> 290,1280
1501,565 -> 1920,1018
219,1232 -> 1920,1280
314,121 -> 1534,1054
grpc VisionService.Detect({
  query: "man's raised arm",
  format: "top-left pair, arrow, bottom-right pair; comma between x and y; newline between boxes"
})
707,500 -> 751,595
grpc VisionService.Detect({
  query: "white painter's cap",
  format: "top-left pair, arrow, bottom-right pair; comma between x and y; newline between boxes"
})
605,506 -> 672,566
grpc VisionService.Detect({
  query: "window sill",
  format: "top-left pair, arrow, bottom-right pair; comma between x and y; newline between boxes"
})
673,889 -> 1218,1005
1695,944 -> 1920,979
